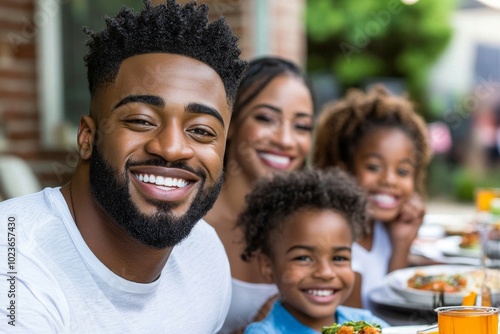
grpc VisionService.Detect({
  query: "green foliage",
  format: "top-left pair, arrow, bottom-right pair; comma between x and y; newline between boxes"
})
450,167 -> 476,202
428,161 -> 500,202
306,0 -> 456,117
451,167 -> 500,202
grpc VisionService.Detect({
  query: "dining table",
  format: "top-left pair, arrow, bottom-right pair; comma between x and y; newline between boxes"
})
368,213 -> 485,327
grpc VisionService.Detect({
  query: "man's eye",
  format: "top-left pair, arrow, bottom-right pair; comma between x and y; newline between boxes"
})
191,129 -> 211,136
189,128 -> 215,138
126,119 -> 152,126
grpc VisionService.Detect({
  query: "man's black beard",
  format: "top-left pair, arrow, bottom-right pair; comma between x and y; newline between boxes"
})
88,145 -> 223,249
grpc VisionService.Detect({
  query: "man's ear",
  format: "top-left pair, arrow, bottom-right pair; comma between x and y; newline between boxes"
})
257,252 -> 274,284
77,115 -> 96,160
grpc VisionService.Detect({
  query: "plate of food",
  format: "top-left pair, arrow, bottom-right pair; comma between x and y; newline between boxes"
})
387,265 -> 500,305
322,320 -> 382,333
369,284 -> 437,311
435,235 -> 481,258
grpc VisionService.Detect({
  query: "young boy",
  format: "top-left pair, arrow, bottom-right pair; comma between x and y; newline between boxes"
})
238,168 -> 389,333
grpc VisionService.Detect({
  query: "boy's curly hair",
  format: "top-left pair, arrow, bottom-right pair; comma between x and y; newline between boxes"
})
238,167 -> 368,261
84,0 -> 246,105
311,85 -> 431,194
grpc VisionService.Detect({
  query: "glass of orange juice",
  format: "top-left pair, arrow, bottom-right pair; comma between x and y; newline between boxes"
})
475,188 -> 500,216
435,306 -> 499,334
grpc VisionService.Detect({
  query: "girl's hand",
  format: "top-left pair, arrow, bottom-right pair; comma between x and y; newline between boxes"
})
389,192 -> 425,243
388,193 -> 425,271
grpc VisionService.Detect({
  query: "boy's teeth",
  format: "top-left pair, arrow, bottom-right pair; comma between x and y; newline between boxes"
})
306,289 -> 334,296
135,174 -> 188,188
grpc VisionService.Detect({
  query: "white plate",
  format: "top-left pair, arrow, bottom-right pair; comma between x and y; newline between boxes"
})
387,265 -> 480,305
423,213 -> 474,234
384,324 -> 500,334
370,284 -> 436,311
435,236 -> 481,258
384,325 -> 434,334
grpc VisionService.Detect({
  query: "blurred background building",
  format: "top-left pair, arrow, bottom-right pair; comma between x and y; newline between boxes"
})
0,0 -> 499,201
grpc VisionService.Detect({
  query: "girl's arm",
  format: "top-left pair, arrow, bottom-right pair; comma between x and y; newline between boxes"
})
387,193 -> 425,272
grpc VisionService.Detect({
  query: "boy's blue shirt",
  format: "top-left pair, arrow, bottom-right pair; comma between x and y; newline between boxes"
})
244,300 -> 389,334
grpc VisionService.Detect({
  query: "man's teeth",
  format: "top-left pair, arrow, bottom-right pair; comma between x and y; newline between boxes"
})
306,289 -> 334,297
372,194 -> 397,205
135,174 -> 188,188
258,153 -> 291,165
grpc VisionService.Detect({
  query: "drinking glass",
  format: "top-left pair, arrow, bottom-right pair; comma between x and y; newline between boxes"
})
435,306 -> 498,334
474,188 -> 500,306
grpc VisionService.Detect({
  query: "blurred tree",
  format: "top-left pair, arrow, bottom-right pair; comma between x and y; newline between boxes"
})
306,0 -> 456,118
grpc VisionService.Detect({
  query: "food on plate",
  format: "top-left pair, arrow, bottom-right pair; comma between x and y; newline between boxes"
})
322,320 -> 382,334
468,269 -> 500,292
407,269 -> 500,294
458,230 -> 480,249
407,271 -> 467,292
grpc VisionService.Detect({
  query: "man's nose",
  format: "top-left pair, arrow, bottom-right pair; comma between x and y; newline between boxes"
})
145,121 -> 195,162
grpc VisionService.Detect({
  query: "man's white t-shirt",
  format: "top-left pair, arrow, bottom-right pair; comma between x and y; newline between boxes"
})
351,221 -> 392,310
0,188 -> 231,333
218,278 -> 278,333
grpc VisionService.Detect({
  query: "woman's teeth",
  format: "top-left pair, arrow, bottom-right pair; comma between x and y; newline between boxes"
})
258,153 -> 291,167
135,174 -> 189,188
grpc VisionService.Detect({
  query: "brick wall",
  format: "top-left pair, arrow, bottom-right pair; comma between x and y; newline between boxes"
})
0,0 -> 37,153
268,0 -> 306,66
177,0 -> 306,64
0,0 -> 306,191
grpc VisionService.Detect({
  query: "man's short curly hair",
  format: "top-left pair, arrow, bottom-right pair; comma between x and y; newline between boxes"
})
83,0 -> 246,105
311,85 -> 431,195
238,167 -> 368,261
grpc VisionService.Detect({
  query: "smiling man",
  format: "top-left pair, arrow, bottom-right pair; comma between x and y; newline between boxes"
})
0,1 -> 246,333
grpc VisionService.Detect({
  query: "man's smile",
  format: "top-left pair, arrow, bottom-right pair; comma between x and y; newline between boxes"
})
134,173 -> 190,188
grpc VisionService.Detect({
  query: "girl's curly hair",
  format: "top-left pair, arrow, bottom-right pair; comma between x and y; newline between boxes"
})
311,85 -> 431,194
238,167 -> 368,261
84,0 -> 246,105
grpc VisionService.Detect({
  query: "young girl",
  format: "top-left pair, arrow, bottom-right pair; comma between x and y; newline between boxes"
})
238,168 -> 388,333
311,86 -> 431,310
204,57 -> 315,333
